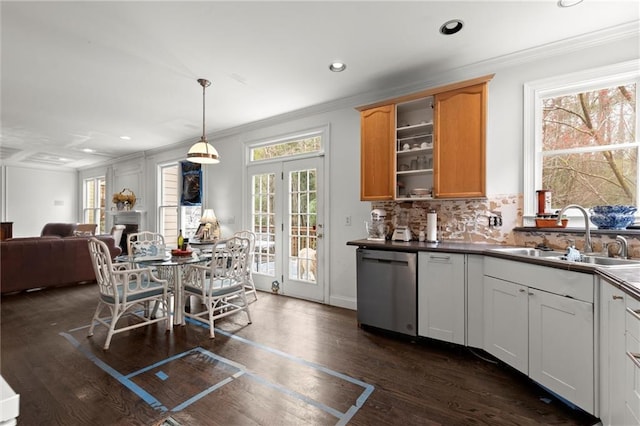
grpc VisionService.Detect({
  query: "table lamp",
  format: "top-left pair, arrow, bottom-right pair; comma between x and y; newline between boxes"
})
200,209 -> 219,241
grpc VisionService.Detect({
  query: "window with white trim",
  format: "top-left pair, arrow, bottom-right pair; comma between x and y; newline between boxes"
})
83,176 -> 105,233
249,132 -> 322,163
158,163 -> 201,246
524,60 -> 639,224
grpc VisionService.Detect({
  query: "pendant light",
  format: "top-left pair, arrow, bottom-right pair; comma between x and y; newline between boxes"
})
187,78 -> 220,164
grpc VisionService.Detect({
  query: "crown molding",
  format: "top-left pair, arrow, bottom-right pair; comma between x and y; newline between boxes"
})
132,20 -> 640,164
210,21 -> 640,139
456,20 -> 640,74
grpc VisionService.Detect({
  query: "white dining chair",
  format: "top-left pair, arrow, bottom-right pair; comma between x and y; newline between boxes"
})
183,236 -> 252,338
126,231 -> 169,318
126,231 -> 166,260
233,230 -> 258,300
87,237 -> 170,350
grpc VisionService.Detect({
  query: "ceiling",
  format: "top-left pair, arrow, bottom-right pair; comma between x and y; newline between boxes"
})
1,1 -> 639,170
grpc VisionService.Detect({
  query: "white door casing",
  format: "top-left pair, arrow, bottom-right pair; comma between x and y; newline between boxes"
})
247,156 -> 324,302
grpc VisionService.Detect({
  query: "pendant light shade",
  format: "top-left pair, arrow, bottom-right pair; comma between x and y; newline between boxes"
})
187,78 -> 220,164
187,137 -> 219,164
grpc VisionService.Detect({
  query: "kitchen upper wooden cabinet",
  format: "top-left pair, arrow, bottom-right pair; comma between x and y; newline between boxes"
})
360,105 -> 395,201
358,75 -> 492,201
433,82 -> 487,198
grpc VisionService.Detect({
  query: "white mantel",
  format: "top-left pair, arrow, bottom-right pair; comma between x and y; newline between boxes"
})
109,210 -> 147,231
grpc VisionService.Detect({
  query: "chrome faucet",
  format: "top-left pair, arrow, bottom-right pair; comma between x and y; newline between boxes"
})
557,204 -> 593,254
615,235 -> 629,259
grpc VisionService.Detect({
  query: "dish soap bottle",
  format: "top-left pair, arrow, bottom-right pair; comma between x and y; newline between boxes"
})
177,229 -> 184,250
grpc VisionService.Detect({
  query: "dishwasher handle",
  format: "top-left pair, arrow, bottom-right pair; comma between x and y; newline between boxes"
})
357,249 -> 416,265
363,257 -> 410,266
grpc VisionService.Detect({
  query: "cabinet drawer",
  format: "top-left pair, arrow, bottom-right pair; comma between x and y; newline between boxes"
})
484,257 -> 593,302
626,332 -> 640,424
627,297 -> 640,342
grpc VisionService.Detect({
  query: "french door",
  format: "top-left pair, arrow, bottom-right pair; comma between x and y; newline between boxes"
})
247,156 -> 324,302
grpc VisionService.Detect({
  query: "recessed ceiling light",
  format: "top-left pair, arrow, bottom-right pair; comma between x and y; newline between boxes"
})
120,135 -> 131,140
329,62 -> 346,72
82,148 -> 96,153
440,19 -> 464,35
557,0 -> 583,7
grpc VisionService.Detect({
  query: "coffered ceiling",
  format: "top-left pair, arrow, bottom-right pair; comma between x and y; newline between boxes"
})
1,1 -> 638,169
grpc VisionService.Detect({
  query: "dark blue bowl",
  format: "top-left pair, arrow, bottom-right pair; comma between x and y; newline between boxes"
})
590,213 -> 635,229
590,205 -> 637,215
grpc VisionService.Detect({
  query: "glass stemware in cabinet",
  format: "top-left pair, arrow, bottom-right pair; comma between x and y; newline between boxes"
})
417,156 -> 427,170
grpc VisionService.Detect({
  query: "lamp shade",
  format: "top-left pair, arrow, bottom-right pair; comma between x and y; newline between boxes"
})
187,79 -> 220,165
200,209 -> 217,223
187,138 -> 220,164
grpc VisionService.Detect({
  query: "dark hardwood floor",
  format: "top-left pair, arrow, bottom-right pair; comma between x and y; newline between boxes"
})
1,283 -> 600,425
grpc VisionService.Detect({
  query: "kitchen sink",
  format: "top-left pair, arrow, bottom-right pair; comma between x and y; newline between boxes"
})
490,247 -> 564,257
575,255 -> 640,266
490,247 -> 640,268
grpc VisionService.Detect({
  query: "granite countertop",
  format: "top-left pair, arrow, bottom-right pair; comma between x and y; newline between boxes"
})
346,239 -> 497,254
347,239 -> 640,300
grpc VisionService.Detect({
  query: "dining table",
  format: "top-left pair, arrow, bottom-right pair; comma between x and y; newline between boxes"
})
117,251 -> 211,326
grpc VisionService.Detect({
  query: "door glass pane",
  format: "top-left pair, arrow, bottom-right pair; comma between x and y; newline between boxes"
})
252,173 -> 276,276
289,168 -> 317,282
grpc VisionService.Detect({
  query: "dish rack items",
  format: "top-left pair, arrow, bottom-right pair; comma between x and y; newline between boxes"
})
395,97 -> 434,200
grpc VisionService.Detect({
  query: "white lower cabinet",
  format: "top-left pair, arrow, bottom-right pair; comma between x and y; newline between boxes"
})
417,252 -> 465,344
466,254 -> 484,348
528,288 -> 594,412
483,257 -> 595,415
483,276 -> 528,373
599,280 -> 626,426
626,296 -> 640,425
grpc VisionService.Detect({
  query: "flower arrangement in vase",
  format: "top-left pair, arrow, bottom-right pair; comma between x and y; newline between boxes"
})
112,188 -> 136,211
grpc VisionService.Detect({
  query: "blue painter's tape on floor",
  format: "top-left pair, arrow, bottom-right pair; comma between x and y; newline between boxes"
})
184,318 -> 375,424
61,321 -> 375,425
59,332 -> 168,412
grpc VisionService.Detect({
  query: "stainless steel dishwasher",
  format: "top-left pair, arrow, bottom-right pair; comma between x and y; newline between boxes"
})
356,248 -> 417,336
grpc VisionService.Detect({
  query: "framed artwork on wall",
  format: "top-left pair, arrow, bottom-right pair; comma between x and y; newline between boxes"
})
180,161 -> 202,206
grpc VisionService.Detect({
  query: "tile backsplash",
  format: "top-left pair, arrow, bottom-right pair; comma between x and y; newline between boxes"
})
371,194 -> 639,259
513,229 -> 639,259
372,193 -> 522,244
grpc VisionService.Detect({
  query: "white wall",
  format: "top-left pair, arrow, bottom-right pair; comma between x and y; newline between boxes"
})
2,31 -> 637,308
3,166 -> 77,237
205,106 -> 370,308
198,34 -> 638,309
482,35 -> 639,196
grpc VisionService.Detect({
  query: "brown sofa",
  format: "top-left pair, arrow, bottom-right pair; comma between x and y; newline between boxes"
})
0,223 -> 122,294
